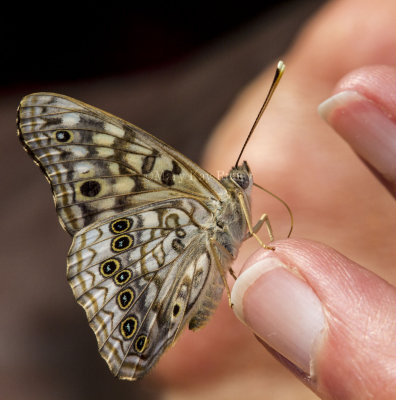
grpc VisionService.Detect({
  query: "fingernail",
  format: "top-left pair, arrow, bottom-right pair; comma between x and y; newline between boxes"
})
318,90 -> 396,180
231,257 -> 326,375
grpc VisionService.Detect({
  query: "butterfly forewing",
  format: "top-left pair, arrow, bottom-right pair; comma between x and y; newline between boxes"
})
17,93 -> 227,235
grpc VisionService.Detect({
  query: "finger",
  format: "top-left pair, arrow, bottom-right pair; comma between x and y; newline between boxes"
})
318,65 -> 396,196
231,239 -> 396,400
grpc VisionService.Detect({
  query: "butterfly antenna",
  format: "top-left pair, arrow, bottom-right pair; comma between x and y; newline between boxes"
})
253,182 -> 294,238
235,60 -> 285,167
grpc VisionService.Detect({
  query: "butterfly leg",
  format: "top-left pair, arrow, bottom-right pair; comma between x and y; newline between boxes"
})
228,267 -> 238,281
209,238 -> 234,307
248,213 -> 274,241
237,193 -> 275,250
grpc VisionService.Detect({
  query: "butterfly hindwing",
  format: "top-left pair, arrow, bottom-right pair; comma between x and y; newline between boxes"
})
17,93 -> 228,235
67,198 -> 224,380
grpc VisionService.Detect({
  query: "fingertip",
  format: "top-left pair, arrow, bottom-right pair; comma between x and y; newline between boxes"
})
317,66 -> 396,192
232,239 -> 396,399
317,90 -> 364,121
335,65 -> 396,113
231,250 -> 326,377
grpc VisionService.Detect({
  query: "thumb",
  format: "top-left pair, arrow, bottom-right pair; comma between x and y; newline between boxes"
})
231,239 -> 396,400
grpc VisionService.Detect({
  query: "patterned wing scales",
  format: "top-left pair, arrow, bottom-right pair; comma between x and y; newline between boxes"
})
17,93 -> 227,235
67,198 -> 224,380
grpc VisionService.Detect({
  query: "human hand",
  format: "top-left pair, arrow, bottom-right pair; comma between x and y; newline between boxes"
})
153,1 -> 396,399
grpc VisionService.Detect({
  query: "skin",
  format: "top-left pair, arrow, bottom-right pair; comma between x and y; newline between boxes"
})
151,1 -> 396,399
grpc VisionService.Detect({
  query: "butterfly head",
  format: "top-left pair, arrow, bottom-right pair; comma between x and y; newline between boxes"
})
216,161 -> 253,254
224,161 -> 253,194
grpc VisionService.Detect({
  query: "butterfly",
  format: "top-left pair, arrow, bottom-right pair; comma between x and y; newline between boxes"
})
17,62 -> 287,380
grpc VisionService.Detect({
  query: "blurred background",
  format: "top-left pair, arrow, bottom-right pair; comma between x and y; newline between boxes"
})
1,1 -> 327,399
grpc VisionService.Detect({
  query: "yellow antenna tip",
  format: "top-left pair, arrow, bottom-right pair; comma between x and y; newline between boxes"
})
234,60 -> 285,167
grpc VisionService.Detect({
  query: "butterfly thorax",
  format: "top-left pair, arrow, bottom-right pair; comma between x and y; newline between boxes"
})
213,161 -> 252,259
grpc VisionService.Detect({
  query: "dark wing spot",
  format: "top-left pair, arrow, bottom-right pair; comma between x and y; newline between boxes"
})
80,180 -> 101,197
161,170 -> 174,186
45,116 -> 63,127
114,269 -> 132,285
131,175 -> 144,192
100,259 -> 120,277
142,155 -> 156,174
55,130 -> 72,143
110,218 -> 132,234
111,234 -> 134,252
134,335 -> 149,353
172,238 -> 184,252
117,288 -> 134,310
173,303 -> 180,316
172,161 -> 181,175
120,316 -> 138,339
160,161 -> 182,186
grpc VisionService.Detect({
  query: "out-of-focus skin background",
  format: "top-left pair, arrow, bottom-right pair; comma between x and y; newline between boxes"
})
1,2 -> 327,399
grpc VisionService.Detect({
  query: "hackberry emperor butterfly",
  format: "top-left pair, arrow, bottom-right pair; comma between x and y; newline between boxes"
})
17,62 -> 287,380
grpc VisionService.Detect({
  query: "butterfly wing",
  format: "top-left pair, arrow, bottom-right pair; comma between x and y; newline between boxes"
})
17,92 -> 234,379
67,198 -> 224,380
17,93 -> 228,235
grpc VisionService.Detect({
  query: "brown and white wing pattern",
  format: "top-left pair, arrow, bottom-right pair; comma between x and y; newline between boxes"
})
16,92 -> 241,380
17,93 -> 228,235
67,198 -> 224,380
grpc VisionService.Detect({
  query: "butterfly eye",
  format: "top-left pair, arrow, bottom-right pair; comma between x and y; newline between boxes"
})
231,170 -> 250,189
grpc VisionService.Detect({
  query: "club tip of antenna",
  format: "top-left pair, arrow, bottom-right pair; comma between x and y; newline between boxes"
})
277,61 -> 286,78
